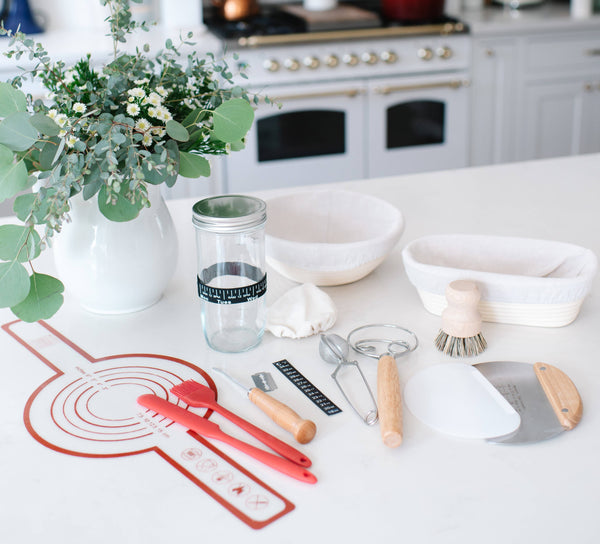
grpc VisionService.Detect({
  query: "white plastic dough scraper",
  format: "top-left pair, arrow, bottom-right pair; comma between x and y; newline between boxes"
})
404,361 -> 582,443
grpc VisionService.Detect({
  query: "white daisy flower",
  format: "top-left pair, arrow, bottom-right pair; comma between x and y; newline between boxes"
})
58,129 -> 67,137
47,109 -> 58,119
147,106 -> 159,119
134,78 -> 149,85
55,114 -> 68,127
127,103 -> 141,116
135,118 -> 151,132
127,87 -> 146,99
155,106 -> 172,121
156,86 -> 168,97
72,102 -> 86,114
65,135 -> 78,148
151,127 -> 166,137
146,92 -> 163,107
142,133 -> 153,146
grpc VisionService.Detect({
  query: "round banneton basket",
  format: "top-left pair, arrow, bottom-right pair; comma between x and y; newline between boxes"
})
402,234 -> 598,327
265,190 -> 404,286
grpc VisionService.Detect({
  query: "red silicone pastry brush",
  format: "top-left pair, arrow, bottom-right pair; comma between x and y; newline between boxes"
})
170,380 -> 312,467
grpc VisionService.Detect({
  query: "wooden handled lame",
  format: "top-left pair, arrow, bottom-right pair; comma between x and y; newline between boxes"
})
377,354 -> 403,448
248,388 -> 317,444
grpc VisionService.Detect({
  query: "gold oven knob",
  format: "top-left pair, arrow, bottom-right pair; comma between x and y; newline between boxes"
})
417,47 -> 434,61
324,54 -> 339,68
303,56 -> 320,69
436,46 -> 453,59
284,58 -> 301,71
343,53 -> 359,66
380,50 -> 398,64
263,59 -> 280,72
361,52 -> 378,65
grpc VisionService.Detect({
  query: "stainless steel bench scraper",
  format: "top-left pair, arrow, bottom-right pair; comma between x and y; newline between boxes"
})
474,361 -> 583,444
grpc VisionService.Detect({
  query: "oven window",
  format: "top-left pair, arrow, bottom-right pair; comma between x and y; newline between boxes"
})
257,110 -> 345,162
386,100 -> 445,149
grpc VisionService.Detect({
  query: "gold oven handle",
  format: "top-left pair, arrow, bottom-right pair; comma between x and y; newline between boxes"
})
374,79 -> 470,95
269,88 -> 365,102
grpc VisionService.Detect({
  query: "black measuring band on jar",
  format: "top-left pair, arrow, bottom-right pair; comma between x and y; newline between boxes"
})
197,261 -> 267,305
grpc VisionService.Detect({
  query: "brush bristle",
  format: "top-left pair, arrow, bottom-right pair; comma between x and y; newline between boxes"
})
170,380 -> 200,395
434,330 -> 487,357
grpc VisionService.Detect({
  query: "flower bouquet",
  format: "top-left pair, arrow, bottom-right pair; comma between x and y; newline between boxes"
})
0,0 -> 255,321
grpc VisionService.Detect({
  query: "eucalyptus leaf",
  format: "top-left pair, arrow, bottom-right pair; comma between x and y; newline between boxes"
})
98,184 -> 142,222
212,99 -> 254,143
13,193 -> 37,221
164,140 -> 180,188
0,143 -> 28,202
179,151 -> 210,178
11,273 -> 64,322
0,112 -> 39,152
29,113 -> 61,136
229,139 -> 246,152
0,225 -> 40,262
39,138 -> 62,170
166,120 -> 189,142
0,82 -> 27,117
0,260 -> 30,307
83,175 -> 102,201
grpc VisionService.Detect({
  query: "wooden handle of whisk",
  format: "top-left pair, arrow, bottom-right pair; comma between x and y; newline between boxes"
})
249,388 -> 317,444
377,355 -> 403,448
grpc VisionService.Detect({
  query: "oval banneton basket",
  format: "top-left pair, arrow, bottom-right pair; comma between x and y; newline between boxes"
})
402,234 -> 598,327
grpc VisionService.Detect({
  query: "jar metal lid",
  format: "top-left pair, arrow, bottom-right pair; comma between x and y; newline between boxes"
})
192,195 -> 266,232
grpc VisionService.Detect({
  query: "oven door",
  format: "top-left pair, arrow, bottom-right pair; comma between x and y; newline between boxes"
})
367,74 -> 470,178
224,81 -> 367,192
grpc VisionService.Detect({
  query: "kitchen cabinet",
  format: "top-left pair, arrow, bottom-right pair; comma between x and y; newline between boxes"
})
470,29 -> 600,166
469,37 -> 519,166
518,31 -> 600,160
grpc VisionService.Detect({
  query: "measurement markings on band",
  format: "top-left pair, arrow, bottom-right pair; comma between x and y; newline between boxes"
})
197,274 -> 267,305
273,360 -> 342,416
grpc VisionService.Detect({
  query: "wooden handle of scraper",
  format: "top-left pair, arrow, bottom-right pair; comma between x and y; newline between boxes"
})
377,354 -> 403,448
249,388 -> 317,444
533,362 -> 583,430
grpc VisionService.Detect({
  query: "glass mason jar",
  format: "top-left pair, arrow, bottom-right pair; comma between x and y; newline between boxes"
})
192,195 -> 267,353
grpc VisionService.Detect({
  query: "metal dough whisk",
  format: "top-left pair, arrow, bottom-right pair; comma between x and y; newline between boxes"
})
348,324 -> 418,448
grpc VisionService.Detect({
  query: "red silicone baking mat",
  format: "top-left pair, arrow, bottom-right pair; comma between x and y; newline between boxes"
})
2,319 -> 295,529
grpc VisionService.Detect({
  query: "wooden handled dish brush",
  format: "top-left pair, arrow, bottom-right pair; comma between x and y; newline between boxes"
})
435,280 -> 487,357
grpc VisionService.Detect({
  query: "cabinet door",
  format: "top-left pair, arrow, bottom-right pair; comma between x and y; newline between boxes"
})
518,78 -> 591,160
469,39 -> 519,166
581,85 -> 600,154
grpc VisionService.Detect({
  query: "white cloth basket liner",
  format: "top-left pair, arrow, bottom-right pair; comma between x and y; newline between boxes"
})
266,190 -> 404,272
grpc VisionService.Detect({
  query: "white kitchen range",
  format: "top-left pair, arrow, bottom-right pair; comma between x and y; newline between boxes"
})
204,2 -> 472,191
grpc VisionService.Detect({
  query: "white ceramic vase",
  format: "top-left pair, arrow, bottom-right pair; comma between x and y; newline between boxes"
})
53,185 -> 178,314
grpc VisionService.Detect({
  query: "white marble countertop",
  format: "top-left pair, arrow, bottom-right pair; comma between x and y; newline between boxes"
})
1,153 -> 599,543
459,3 -> 600,36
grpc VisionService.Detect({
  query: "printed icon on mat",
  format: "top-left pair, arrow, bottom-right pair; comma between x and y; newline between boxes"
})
181,448 -> 203,461
197,458 -> 218,472
3,319 -> 295,530
212,471 -> 234,484
246,495 -> 270,511
229,483 -> 250,497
